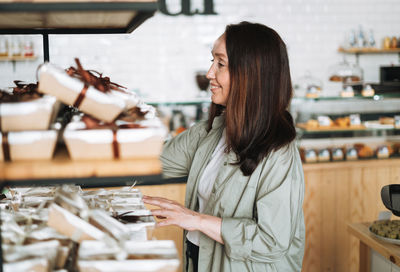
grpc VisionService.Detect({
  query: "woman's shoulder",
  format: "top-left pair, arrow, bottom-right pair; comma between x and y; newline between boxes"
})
260,140 -> 301,168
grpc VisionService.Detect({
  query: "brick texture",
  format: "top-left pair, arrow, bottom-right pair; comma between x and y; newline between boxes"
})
1,0 -> 399,101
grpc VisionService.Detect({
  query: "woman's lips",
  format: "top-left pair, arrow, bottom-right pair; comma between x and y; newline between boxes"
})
210,84 -> 221,91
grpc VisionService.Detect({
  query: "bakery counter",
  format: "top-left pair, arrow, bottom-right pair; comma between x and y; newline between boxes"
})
302,158 -> 400,272
0,145 -> 171,187
348,222 -> 400,272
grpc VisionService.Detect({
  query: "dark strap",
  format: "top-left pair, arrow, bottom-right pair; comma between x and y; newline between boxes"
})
2,132 -> 10,162
186,240 -> 199,272
112,129 -> 119,159
73,84 -> 89,109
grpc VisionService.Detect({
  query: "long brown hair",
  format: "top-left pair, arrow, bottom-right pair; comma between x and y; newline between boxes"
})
207,22 -> 296,176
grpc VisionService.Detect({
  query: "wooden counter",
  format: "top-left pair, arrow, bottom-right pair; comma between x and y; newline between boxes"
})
348,222 -> 400,272
3,152 -> 400,272
137,158 -> 400,272
302,158 -> 400,272
0,147 -> 161,181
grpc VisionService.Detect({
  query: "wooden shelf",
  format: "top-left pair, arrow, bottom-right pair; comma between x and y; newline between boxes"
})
0,0 -> 158,34
338,47 -> 400,54
0,146 -> 161,182
297,123 -> 366,132
302,157 -> 400,171
0,55 -> 37,61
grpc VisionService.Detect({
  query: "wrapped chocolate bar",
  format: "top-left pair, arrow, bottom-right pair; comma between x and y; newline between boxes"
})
63,115 -> 166,160
4,258 -> 49,272
0,81 -> 59,132
89,209 -> 131,242
78,259 -> 180,272
79,240 -> 178,260
37,60 -> 127,122
0,129 -> 58,162
54,186 -> 89,218
26,226 -> 70,245
4,209 -> 49,225
3,240 -> 60,269
47,203 -> 106,243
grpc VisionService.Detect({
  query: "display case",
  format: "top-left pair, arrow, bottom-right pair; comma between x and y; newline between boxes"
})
291,95 -> 400,163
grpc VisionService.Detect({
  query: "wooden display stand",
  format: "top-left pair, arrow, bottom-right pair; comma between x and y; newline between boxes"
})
348,222 -> 400,272
301,158 -> 400,272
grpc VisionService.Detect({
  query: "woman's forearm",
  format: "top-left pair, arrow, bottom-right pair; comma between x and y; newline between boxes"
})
198,214 -> 224,244
142,195 -> 224,244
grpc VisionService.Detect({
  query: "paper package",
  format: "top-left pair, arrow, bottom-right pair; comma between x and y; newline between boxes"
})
37,62 -> 126,123
0,129 -> 58,161
47,203 -> 106,243
77,259 -> 180,272
63,117 -> 166,160
0,95 -> 59,132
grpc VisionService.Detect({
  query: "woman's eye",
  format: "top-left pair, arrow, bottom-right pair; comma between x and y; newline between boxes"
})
218,62 -> 224,67
210,59 -> 214,62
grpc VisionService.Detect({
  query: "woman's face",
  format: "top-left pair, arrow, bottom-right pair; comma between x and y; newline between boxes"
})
207,34 -> 230,106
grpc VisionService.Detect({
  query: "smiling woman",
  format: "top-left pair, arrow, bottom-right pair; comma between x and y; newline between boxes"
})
143,21 -> 305,272
207,35 -> 230,106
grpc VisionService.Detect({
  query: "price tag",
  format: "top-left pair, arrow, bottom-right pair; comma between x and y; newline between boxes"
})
349,114 -> 361,126
395,115 -> 400,129
317,115 -> 331,127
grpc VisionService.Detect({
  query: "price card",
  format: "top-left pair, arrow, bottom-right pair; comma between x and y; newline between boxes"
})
349,114 -> 361,126
395,115 -> 400,129
317,115 -> 332,127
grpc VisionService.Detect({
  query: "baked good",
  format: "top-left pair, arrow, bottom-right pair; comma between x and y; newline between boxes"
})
334,117 -> 350,128
317,149 -> 330,162
299,148 -> 317,163
346,147 -> 358,160
355,144 -> 374,158
379,117 -> 394,125
376,144 -> 394,159
329,75 -> 342,82
370,220 -> 400,240
306,119 -> 319,129
317,116 -> 333,127
332,147 -> 345,161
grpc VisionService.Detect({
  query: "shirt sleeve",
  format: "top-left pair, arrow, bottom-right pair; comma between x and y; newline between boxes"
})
160,121 -> 208,178
220,142 -> 305,262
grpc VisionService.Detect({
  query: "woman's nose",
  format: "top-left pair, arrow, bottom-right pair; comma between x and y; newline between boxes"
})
206,65 -> 215,80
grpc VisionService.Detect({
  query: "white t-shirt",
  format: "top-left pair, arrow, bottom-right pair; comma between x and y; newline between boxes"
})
186,129 -> 227,246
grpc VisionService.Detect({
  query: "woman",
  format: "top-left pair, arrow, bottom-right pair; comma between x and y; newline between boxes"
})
143,21 -> 305,272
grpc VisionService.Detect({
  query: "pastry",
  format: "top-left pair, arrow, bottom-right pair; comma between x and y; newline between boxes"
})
334,117 -> 350,128
346,147 -> 358,160
306,119 -> 319,129
317,149 -> 330,162
332,147 -> 345,161
356,145 -> 374,158
317,116 -> 333,127
379,117 -> 394,125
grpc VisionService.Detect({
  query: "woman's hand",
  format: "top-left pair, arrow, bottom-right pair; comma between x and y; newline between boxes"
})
142,195 -> 201,231
143,195 -> 224,244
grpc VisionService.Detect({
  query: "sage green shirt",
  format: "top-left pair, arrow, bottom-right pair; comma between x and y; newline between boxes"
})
160,116 -> 305,272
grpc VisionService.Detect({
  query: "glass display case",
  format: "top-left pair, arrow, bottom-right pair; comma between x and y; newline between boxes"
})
291,95 -> 400,163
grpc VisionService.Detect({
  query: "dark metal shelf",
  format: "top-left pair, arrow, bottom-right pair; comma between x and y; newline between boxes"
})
0,1 -> 158,34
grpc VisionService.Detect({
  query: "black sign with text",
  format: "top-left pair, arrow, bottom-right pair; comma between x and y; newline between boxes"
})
158,0 -> 217,16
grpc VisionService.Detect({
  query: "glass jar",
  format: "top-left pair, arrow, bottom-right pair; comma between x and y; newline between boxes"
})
0,36 -> 8,57
22,38 -> 34,57
9,36 -> 22,57
328,59 -> 363,84
294,71 -> 323,98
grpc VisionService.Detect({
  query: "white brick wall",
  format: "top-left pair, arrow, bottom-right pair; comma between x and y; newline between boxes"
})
1,0 -> 400,101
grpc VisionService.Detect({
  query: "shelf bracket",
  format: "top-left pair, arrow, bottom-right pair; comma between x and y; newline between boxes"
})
42,33 -> 49,62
